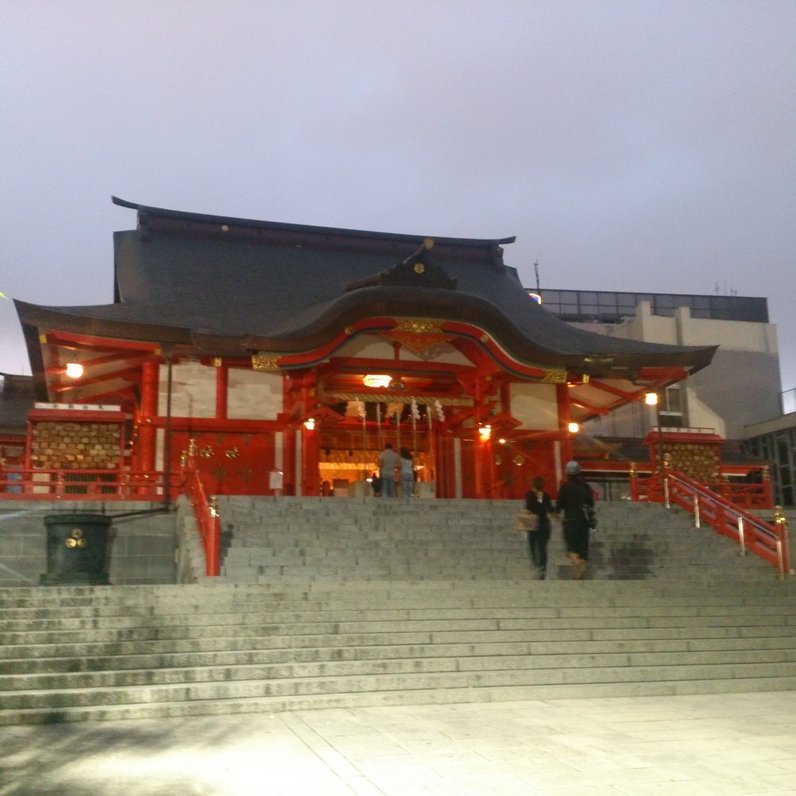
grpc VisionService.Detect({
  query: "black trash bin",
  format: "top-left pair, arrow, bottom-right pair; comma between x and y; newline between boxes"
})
40,513 -> 112,586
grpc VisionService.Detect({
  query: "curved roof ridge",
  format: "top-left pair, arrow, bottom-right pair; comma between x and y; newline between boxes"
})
111,196 -> 517,249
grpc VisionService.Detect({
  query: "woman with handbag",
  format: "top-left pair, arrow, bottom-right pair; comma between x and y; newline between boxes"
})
525,475 -> 554,579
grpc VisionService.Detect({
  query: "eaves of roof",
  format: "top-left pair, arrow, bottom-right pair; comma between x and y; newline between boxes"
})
15,198 -> 717,379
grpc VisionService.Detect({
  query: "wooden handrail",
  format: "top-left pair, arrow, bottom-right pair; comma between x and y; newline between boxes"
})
181,461 -> 220,576
665,470 -> 792,578
627,467 -> 773,510
0,468 -> 177,501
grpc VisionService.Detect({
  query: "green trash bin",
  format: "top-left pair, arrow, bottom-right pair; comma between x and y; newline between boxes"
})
40,513 -> 112,586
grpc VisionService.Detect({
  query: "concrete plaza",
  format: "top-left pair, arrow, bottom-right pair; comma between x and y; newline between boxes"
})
3,691 -> 796,795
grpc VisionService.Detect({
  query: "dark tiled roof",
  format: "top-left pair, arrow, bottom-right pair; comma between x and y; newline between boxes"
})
16,199 -> 716,372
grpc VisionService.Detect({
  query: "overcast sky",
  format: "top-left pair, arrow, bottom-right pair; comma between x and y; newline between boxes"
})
2,1 -> 795,397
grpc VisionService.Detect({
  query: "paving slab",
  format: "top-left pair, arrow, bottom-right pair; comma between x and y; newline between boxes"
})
2,691 -> 795,795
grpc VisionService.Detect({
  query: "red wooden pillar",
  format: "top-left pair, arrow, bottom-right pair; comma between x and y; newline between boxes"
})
557,382 -> 573,468
475,427 -> 496,499
138,359 -> 158,472
301,421 -> 320,496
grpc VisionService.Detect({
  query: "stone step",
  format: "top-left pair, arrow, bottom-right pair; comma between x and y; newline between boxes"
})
1,579 -> 791,607
5,633 -> 796,675
5,658 -> 796,714
2,623 -> 794,665
7,674 -> 796,726
6,645 -> 796,694
4,598 -> 796,627
5,605 -> 795,642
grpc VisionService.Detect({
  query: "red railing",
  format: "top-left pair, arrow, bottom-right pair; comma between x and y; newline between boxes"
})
625,467 -> 773,509
181,461 -> 220,577
657,470 -> 790,578
1,465 -> 221,577
0,468 -> 178,501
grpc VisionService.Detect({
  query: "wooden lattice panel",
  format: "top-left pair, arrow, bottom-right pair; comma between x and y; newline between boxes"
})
31,421 -> 122,470
665,441 -> 720,483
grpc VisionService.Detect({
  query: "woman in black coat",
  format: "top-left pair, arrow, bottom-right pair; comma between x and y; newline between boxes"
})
555,460 -> 595,580
524,475 -> 554,579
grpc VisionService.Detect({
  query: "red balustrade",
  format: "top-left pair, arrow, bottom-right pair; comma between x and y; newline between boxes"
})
663,470 -> 791,578
0,468 -> 178,501
181,461 -> 221,576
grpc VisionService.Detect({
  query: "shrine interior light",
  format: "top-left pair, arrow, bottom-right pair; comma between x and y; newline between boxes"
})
644,392 -> 659,406
478,424 -> 492,441
303,418 -> 316,430
363,374 -> 391,388
65,362 -> 84,379
567,421 -> 580,434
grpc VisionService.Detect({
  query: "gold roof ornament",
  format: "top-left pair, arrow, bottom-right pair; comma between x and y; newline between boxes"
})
252,353 -> 281,371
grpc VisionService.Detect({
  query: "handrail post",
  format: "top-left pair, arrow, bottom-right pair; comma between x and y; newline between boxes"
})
663,473 -> 670,509
207,495 -> 220,576
774,507 -> 792,576
776,539 -> 784,580
737,516 -> 746,556
693,493 -> 701,528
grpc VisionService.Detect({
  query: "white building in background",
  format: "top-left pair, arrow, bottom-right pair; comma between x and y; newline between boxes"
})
538,288 -> 794,507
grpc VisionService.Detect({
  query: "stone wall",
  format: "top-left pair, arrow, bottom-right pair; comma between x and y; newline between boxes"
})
0,500 -> 177,587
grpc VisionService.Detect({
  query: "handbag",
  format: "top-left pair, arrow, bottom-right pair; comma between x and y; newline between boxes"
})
514,509 -> 540,532
583,506 -> 598,530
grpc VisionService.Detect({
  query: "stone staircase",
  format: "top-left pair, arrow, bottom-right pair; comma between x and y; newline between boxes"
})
217,497 -> 780,582
1,497 -> 793,725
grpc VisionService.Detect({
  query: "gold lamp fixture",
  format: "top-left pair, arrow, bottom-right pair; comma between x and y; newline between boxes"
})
363,374 -> 391,388
65,361 -> 84,379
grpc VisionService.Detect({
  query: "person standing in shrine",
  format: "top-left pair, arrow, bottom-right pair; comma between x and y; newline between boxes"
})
399,447 -> 414,501
524,475 -> 554,579
555,460 -> 595,580
377,443 -> 400,498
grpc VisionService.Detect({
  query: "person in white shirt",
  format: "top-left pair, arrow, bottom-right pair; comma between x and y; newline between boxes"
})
377,443 -> 400,498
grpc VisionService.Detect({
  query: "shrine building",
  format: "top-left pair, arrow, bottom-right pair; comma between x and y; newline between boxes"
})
13,197 -> 717,500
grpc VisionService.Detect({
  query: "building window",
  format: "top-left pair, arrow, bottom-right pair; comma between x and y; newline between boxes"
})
659,385 -> 684,428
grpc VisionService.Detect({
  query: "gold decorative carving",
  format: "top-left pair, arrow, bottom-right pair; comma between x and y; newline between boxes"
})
225,447 -> 240,459
384,317 -> 450,357
251,353 -> 281,371
212,357 -> 223,367
393,318 -> 444,334
413,262 -> 426,274
199,445 -> 214,459
65,528 -> 87,549
541,370 -> 567,383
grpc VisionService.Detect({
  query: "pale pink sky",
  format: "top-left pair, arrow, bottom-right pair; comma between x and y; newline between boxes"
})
2,1 -> 795,395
